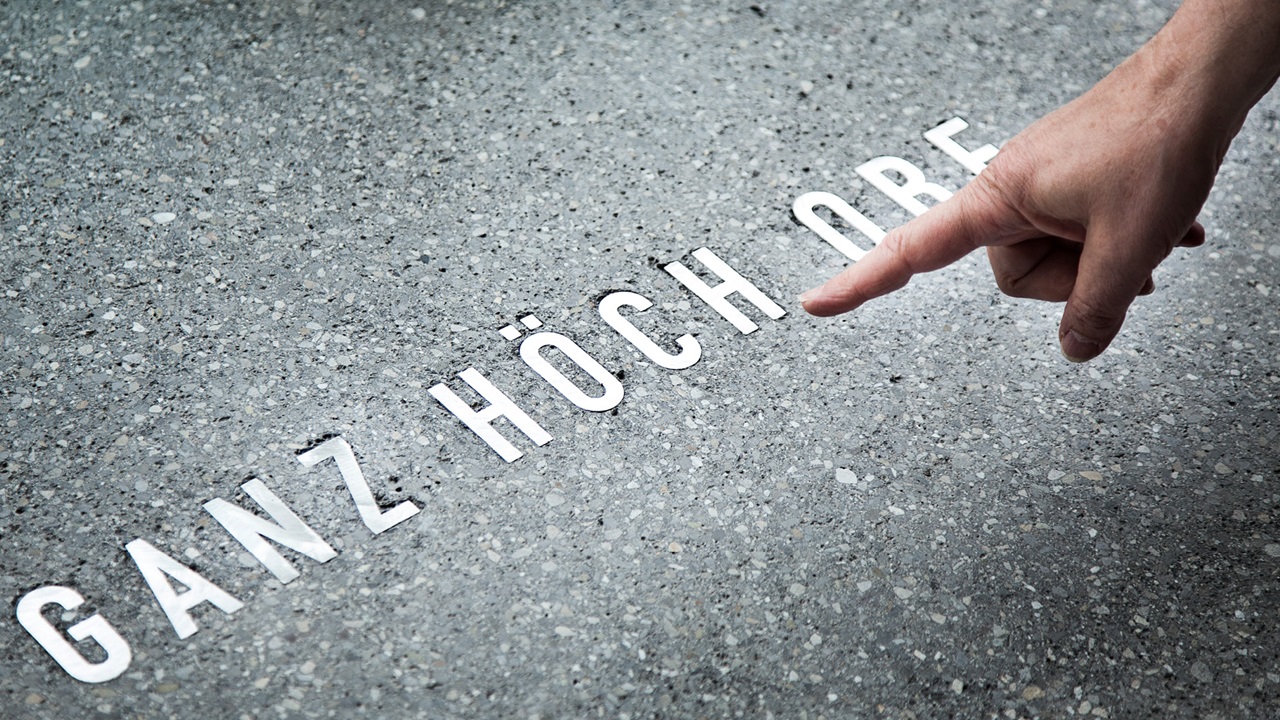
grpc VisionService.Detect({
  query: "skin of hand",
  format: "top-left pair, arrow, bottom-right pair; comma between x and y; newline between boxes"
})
799,0 -> 1280,362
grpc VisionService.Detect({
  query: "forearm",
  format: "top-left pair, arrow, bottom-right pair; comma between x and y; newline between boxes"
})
1140,0 -> 1280,141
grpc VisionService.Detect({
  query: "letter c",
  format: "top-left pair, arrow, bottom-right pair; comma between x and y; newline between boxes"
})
598,291 -> 702,370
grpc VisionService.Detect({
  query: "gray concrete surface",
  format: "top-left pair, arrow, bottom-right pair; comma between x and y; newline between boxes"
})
2,0 -> 1278,717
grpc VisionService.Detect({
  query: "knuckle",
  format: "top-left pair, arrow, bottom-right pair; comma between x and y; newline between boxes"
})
976,143 -> 1034,209
878,230 -> 909,267
991,267 -> 1021,296
987,246 -> 1044,300
960,149 -> 1035,243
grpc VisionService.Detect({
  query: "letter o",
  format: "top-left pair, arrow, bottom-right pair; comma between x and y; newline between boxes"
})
792,191 -> 886,261
519,332 -> 624,412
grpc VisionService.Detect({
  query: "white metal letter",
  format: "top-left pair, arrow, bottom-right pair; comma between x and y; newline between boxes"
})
663,247 -> 786,334
16,586 -> 132,683
791,191 -> 887,261
125,539 -> 244,640
429,368 -> 553,462
203,479 -> 338,583
296,437 -> 420,534
855,155 -> 953,216
598,291 -> 702,370
924,117 -> 999,175
519,331 -> 624,412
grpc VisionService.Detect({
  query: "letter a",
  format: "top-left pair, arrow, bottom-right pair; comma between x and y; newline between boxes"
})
126,538 -> 245,639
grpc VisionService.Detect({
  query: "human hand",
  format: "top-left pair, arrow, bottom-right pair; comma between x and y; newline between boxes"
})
799,0 -> 1280,362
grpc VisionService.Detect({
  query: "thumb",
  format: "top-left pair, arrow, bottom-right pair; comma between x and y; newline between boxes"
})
1057,226 -> 1156,362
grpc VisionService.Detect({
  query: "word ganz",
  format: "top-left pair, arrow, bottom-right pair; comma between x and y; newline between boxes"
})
15,117 -> 996,683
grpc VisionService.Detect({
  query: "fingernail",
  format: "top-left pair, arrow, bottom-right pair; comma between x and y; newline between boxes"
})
798,286 -> 822,305
1060,330 -> 1101,363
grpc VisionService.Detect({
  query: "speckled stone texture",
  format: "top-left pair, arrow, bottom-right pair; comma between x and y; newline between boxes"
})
2,0 -> 1278,718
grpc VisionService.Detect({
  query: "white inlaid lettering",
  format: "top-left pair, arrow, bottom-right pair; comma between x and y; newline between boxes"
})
855,155 -> 953,216
296,437 -> 421,534
429,368 -> 553,462
16,586 -> 132,684
663,247 -> 786,334
125,539 -> 245,640
519,327 -> 624,412
924,117 -> 999,175
598,291 -> 702,370
791,191 -> 887,261
203,479 -> 338,583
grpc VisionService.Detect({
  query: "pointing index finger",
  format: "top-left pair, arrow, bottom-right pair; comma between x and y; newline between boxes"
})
799,186 -> 1005,317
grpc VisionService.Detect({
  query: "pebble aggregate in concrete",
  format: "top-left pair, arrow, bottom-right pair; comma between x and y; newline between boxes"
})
2,0 -> 1278,717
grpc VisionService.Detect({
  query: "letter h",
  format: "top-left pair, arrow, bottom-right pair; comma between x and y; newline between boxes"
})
664,247 -> 786,334
429,368 -> 552,462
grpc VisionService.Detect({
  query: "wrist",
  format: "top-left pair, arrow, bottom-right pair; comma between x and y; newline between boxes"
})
1143,0 -> 1280,140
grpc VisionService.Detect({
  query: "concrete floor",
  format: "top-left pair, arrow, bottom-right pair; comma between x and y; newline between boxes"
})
2,0 -> 1278,717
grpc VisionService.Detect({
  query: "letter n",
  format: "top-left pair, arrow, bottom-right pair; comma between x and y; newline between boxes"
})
203,479 -> 338,584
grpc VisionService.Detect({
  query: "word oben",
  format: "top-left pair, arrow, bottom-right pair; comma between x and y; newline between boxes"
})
15,117 -> 993,683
